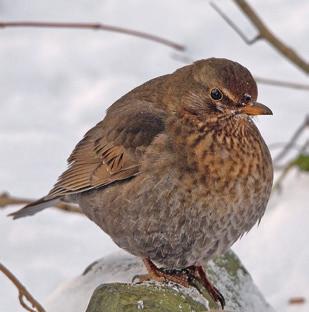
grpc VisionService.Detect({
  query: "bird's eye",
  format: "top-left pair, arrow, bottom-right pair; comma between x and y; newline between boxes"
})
243,93 -> 251,102
210,88 -> 223,101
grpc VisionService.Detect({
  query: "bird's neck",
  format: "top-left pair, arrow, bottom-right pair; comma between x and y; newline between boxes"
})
167,111 -> 268,179
169,110 -> 258,141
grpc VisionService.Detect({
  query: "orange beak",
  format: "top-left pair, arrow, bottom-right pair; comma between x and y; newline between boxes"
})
239,101 -> 273,116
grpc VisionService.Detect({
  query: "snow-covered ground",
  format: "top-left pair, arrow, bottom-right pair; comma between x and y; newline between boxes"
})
0,0 -> 308,311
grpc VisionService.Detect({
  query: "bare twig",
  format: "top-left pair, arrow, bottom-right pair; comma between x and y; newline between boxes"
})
273,139 -> 308,192
0,192 -> 82,214
271,116 -> 309,191
211,1 -> 309,74
269,142 -> 303,151
210,2 -> 261,44
0,262 -> 46,312
272,162 -> 294,192
288,297 -> 306,305
273,115 -> 309,163
255,77 -> 309,91
269,141 -> 305,170
233,0 -> 309,74
0,21 -> 185,51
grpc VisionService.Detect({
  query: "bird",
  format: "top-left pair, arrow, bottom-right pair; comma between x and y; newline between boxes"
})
10,58 -> 273,309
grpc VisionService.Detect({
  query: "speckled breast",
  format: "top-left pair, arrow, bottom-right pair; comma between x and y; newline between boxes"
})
76,116 -> 273,269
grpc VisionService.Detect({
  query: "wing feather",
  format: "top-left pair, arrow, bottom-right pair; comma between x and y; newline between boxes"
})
46,101 -> 166,199
10,95 -> 166,219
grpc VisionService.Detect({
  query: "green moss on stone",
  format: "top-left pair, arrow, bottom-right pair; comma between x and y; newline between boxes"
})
212,250 -> 248,280
86,283 -> 209,312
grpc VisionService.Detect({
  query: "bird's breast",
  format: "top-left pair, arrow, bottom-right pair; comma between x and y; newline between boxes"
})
171,116 -> 273,210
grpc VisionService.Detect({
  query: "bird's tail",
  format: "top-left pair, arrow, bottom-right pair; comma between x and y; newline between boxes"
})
8,196 -> 60,219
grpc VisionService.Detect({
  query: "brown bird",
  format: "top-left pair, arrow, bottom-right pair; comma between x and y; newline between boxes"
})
10,58 -> 273,309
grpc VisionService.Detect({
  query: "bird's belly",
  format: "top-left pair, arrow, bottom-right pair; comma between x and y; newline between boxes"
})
77,159 -> 271,269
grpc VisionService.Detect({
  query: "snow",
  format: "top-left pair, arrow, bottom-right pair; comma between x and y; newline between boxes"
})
44,251 -> 271,312
137,300 -> 144,310
0,0 -> 308,311
233,170 -> 309,312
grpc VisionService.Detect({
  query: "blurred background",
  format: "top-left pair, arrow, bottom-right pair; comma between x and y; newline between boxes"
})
0,0 -> 308,311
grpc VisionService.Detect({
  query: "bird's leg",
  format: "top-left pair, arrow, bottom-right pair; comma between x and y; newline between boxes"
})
191,265 -> 225,309
132,258 -> 190,287
133,259 -> 225,309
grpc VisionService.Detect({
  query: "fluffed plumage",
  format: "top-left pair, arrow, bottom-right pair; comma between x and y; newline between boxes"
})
10,58 -> 273,308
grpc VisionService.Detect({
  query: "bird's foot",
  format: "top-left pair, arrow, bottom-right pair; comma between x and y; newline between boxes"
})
134,258 -> 225,310
159,265 -> 225,309
191,265 -> 225,310
132,258 -> 190,287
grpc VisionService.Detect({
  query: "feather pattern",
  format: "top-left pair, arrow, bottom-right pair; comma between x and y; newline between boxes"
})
47,101 -> 166,199
10,99 -> 166,218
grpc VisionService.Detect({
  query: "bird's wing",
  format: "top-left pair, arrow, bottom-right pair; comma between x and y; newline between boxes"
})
9,100 -> 166,219
48,100 -> 166,198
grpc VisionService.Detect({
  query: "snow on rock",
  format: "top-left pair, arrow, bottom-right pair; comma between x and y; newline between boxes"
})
45,250 -> 274,312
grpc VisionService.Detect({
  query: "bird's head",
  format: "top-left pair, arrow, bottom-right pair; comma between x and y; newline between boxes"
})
172,58 -> 272,119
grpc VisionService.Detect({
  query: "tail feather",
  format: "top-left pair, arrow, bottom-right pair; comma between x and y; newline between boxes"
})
8,197 -> 60,219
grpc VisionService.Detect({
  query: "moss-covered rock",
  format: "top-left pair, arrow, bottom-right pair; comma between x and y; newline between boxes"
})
81,250 -> 273,312
86,283 -> 208,312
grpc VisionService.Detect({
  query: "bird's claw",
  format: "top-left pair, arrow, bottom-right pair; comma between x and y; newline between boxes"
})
210,285 -> 226,310
140,259 -> 225,309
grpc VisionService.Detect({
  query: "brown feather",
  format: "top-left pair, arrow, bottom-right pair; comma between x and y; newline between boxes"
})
46,101 -> 166,199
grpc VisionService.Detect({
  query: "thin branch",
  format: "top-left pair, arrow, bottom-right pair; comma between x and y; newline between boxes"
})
288,297 -> 305,305
170,52 -> 194,64
211,1 -> 309,74
0,192 -> 82,214
0,262 -> 46,312
269,141 -> 305,170
255,77 -> 309,91
210,2 -> 261,45
273,115 -> 309,163
0,21 -> 185,51
273,139 -> 308,192
272,162 -> 294,192
269,142 -> 304,151
232,0 -> 309,74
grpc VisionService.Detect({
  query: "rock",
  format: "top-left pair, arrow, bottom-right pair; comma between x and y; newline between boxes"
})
45,250 -> 274,312
86,283 -> 207,312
